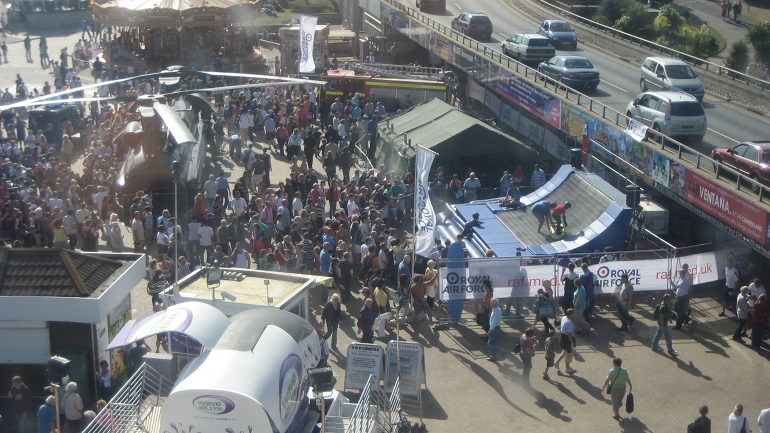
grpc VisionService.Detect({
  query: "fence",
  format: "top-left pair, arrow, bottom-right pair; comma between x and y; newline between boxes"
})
83,363 -> 173,433
531,0 -> 770,90
345,374 -> 392,433
380,0 -> 770,203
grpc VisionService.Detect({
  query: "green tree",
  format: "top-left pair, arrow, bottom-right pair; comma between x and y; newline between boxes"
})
723,39 -> 750,74
614,2 -> 650,34
658,4 -> 685,33
746,23 -> 770,69
597,0 -> 628,25
684,25 -> 718,59
653,15 -> 674,40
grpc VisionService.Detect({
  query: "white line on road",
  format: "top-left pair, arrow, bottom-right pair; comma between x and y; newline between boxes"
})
707,127 -> 739,143
499,32 -> 509,39
600,79 -> 627,92
453,1 -> 461,8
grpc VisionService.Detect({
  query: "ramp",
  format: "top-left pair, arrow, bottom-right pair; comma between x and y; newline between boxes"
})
435,166 -> 631,258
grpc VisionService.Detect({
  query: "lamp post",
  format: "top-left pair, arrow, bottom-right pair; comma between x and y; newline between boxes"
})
172,161 -> 181,296
45,356 -> 70,433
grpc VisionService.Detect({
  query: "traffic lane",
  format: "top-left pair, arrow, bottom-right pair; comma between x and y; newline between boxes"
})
415,0 -> 759,152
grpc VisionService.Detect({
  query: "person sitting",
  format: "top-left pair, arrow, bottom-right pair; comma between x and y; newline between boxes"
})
461,212 -> 483,239
499,185 -> 522,208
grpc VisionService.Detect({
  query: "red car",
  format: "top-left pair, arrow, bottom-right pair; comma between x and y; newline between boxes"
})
711,141 -> 770,191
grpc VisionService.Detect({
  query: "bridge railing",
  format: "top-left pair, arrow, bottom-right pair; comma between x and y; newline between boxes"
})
381,0 -> 770,204
529,0 -> 770,90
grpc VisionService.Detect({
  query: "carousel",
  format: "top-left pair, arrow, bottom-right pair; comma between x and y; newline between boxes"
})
92,0 -> 268,71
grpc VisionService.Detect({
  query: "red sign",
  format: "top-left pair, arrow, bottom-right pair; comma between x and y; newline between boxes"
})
685,171 -> 767,244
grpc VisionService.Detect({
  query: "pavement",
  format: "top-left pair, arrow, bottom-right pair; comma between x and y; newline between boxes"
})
670,0 -> 758,62
3,20 -> 770,433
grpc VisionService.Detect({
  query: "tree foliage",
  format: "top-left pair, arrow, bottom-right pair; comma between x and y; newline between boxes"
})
746,23 -> 770,68
723,39 -> 750,74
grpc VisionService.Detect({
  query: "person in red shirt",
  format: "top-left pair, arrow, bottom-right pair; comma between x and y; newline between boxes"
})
551,201 -> 572,234
751,294 -> 768,348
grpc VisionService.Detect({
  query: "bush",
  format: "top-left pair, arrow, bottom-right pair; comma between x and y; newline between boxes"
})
723,39 -> 750,75
597,0 -> 628,25
613,2 -> 650,34
747,23 -> 770,70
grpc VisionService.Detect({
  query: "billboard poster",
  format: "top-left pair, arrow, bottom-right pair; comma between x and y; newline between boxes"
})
651,151 -> 670,187
380,2 -> 408,31
451,43 -> 476,71
686,170 -> 767,245
484,90 -> 502,116
358,0 -> 380,17
384,341 -> 425,396
668,164 -> 687,198
468,79 -> 485,103
496,66 -> 561,128
500,102 -> 520,130
432,32 -> 451,62
543,128 -> 569,162
409,18 -> 425,44
344,343 -> 384,391
518,113 -> 544,144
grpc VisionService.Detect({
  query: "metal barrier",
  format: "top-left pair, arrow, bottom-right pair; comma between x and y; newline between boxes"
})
379,0 -> 770,203
345,374 -> 392,433
83,363 -> 173,433
529,0 -> 770,89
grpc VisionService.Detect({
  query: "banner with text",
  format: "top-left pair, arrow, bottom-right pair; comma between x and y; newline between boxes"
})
414,146 -> 437,258
439,248 -> 747,301
298,15 -> 317,74
495,66 -> 561,128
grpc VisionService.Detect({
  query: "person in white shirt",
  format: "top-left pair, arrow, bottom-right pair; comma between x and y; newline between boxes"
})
198,224 -> 215,263
728,404 -> 749,433
230,191 -> 247,222
347,195 -> 358,217
758,403 -> 770,433
203,174 -> 218,209
291,191 -> 304,217
721,258 -> 741,316
748,278 -> 767,308
669,268 -> 692,329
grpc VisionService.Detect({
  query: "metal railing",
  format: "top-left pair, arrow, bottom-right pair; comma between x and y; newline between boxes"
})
83,363 -> 173,433
380,0 -> 770,203
530,0 -> 770,89
345,374 -> 392,433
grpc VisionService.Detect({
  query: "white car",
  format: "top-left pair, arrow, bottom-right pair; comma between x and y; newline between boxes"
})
626,91 -> 707,142
502,34 -> 555,63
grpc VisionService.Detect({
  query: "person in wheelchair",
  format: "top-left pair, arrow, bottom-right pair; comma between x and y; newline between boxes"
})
551,201 -> 571,234
499,185 -> 522,208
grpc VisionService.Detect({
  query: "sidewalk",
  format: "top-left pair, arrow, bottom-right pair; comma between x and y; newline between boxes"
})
672,0 -> 759,61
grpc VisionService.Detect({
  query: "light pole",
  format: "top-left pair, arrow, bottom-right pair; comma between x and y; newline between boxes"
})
172,161 -> 181,296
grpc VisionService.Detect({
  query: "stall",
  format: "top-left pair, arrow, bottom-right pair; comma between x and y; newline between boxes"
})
92,0 -> 266,70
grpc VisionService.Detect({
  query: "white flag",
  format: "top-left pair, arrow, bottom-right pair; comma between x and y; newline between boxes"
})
415,145 -> 437,258
299,15 -> 318,74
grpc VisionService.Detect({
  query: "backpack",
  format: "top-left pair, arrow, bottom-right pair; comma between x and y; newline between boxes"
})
653,303 -> 661,321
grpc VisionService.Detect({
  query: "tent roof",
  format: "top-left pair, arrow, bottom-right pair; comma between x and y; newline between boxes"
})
376,98 -> 537,159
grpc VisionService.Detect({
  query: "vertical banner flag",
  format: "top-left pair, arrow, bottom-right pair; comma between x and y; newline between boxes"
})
414,145 -> 437,258
299,15 -> 317,74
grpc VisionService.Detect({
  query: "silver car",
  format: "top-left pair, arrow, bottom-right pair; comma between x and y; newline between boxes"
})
640,57 -> 705,102
502,34 -> 555,63
625,91 -> 707,142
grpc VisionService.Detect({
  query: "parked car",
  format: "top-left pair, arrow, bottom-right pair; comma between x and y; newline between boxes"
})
537,19 -> 578,49
537,55 -> 599,90
640,57 -> 705,102
625,91 -> 707,142
451,13 -> 493,40
502,34 -> 555,63
711,141 -> 770,192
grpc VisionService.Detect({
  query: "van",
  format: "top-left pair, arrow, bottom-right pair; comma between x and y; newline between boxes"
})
640,57 -> 705,102
626,91 -> 707,142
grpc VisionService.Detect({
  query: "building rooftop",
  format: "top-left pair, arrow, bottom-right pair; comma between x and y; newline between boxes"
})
0,248 -> 124,297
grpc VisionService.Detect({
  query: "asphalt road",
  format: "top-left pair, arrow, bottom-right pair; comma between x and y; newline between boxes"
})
403,0 -> 770,157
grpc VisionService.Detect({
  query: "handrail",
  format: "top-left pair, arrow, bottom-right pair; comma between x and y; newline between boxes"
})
380,0 -> 770,202
529,0 -> 770,89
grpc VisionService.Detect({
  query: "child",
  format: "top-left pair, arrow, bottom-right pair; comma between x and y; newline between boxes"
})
543,330 -> 559,380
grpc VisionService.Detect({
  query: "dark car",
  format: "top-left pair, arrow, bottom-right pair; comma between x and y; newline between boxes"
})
451,12 -> 493,40
711,141 -> 770,192
537,19 -> 578,49
537,55 -> 600,90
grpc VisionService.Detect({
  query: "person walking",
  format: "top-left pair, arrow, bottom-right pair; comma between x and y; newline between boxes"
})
721,258 -> 740,317
615,274 -> 636,331
751,294 -> 768,349
519,328 -> 536,385
321,293 -> 343,349
8,376 -> 31,433
542,330 -> 559,380
758,403 -> 770,433
62,381 -> 84,433
572,278 -> 591,334
554,309 -> 577,374
671,268 -> 692,329
24,35 -> 32,62
580,264 -> 597,323
734,286 -> 751,343
357,297 -> 377,343
652,294 -> 678,356
688,405 -> 711,433
561,263 -> 579,313
721,0 -> 728,20
534,280 -> 556,332
486,298 -> 507,362
602,358 -> 632,420
728,404 -> 749,433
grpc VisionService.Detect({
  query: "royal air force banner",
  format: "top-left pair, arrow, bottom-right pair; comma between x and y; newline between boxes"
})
299,15 -> 318,74
414,145 -> 438,258
439,252 -> 724,301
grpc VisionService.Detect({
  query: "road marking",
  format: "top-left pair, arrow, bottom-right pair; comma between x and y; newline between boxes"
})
707,127 -> 739,143
499,32 -> 510,39
600,80 -> 627,92
454,1 -> 461,8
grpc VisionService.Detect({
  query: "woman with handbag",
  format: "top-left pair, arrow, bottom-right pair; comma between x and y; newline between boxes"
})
534,280 -> 556,332
602,358 -> 632,420
727,404 -> 749,433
